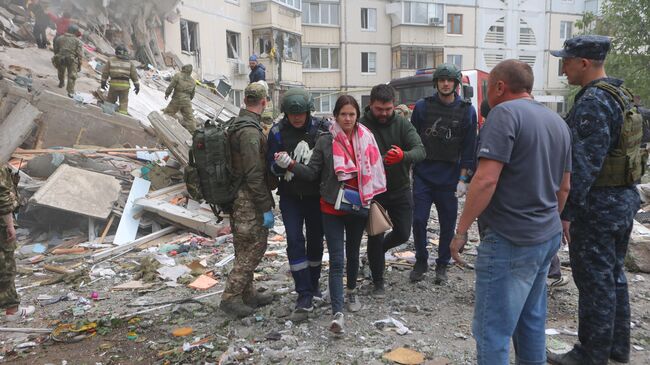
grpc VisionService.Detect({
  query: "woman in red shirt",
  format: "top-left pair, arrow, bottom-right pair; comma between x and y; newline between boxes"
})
275,95 -> 386,334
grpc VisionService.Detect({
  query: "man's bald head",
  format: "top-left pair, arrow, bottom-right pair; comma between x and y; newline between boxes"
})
487,60 -> 534,107
489,60 -> 534,94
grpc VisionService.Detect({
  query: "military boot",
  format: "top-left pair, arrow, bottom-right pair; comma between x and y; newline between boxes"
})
243,288 -> 274,308
309,265 -> 322,298
219,297 -> 254,318
58,80 -> 64,88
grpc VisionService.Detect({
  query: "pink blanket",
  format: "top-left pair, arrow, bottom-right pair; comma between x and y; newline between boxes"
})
330,122 -> 386,205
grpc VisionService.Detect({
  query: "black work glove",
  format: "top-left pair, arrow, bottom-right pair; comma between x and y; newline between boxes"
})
134,84 -> 140,95
100,80 -> 107,90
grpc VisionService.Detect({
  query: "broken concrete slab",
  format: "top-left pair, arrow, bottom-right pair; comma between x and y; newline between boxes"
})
147,111 -> 191,166
91,225 -> 177,262
29,164 -> 121,220
0,98 -> 40,164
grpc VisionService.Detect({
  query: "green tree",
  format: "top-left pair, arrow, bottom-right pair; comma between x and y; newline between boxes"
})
575,0 -> 650,105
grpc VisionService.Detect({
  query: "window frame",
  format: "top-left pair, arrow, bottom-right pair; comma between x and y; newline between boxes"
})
361,7 -> 377,31
361,52 -> 377,74
560,21 -> 573,40
311,91 -> 337,113
403,1 -> 444,25
446,54 -> 462,69
226,30 -> 241,60
302,2 -> 339,26
180,18 -> 199,54
302,47 -> 340,70
447,13 -> 462,34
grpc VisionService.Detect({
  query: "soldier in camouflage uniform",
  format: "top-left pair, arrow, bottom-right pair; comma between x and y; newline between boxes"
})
164,64 -> 197,133
548,36 -> 643,365
52,24 -> 82,98
0,165 -> 20,312
219,82 -> 276,318
101,45 -> 140,115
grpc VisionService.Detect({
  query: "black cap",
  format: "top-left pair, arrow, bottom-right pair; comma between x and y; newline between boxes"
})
550,35 -> 611,60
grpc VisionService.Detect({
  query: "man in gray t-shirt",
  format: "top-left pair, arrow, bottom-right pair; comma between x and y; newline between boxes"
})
450,60 -> 571,365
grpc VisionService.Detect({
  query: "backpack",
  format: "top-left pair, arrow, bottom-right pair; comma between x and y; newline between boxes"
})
184,118 -> 236,220
592,82 -> 648,187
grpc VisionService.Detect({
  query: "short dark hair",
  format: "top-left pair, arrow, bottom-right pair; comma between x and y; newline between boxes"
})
245,96 -> 264,107
333,95 -> 360,120
370,84 -> 396,103
490,59 -> 534,94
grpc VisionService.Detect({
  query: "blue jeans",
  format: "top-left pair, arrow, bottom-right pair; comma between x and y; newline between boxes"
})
473,229 -> 560,365
412,179 -> 458,265
322,213 -> 366,314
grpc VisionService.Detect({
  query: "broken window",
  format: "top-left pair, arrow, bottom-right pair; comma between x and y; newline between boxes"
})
226,31 -> 240,60
254,29 -> 301,62
180,19 -> 199,53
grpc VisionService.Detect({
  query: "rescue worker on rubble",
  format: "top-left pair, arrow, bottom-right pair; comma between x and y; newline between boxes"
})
219,82 -> 276,318
101,45 -> 140,115
361,84 -> 425,298
410,63 -> 477,284
164,64 -> 197,133
548,35 -> 643,365
0,164 -> 34,320
266,88 -> 330,320
28,0 -> 49,49
249,55 -> 266,83
52,24 -> 81,98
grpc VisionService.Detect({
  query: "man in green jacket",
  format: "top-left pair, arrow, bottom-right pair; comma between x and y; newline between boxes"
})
220,82 -> 276,318
101,45 -> 140,115
164,64 -> 197,133
360,84 -> 425,297
52,24 -> 82,98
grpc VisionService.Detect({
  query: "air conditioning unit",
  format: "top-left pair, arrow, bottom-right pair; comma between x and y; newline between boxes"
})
429,17 -> 443,26
237,62 -> 248,75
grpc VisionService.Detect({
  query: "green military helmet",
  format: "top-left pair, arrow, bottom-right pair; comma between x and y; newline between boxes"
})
281,88 -> 314,114
115,44 -> 128,58
432,63 -> 462,86
67,24 -> 79,35
181,64 -> 193,74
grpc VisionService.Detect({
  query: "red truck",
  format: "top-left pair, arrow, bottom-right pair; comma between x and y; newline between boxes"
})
388,68 -> 489,126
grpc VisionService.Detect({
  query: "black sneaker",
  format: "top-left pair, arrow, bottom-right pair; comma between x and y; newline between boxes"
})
434,265 -> 448,285
372,280 -> 386,299
409,260 -> 428,282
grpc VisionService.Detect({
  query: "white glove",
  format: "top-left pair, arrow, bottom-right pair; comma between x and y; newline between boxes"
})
275,152 -> 293,169
293,141 -> 313,164
284,170 -> 294,182
455,181 -> 467,198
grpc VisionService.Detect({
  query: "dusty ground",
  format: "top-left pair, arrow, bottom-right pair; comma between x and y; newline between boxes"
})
2,207 -> 649,365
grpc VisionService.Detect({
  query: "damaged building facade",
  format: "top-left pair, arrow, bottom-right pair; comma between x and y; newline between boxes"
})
162,0 -> 589,115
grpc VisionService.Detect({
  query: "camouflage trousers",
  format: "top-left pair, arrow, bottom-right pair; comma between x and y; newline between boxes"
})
569,188 -> 640,365
55,57 -> 77,95
107,86 -> 129,114
0,226 -> 19,309
164,99 -> 196,133
221,188 -> 268,302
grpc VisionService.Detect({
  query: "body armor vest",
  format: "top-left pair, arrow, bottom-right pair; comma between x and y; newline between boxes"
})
421,96 -> 470,162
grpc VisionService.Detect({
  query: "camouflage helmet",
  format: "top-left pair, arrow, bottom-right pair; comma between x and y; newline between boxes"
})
67,24 -> 79,35
245,82 -> 268,101
181,64 -> 193,74
433,63 -> 462,86
115,44 -> 128,58
281,88 -> 314,114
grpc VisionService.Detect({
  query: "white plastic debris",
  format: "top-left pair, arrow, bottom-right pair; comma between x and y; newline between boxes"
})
373,317 -> 412,335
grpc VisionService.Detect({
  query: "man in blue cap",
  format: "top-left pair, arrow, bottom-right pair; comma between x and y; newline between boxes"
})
548,35 -> 645,365
249,55 -> 266,83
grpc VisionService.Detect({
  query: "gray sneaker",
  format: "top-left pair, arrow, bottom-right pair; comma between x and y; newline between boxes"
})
329,312 -> 344,334
346,289 -> 361,312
